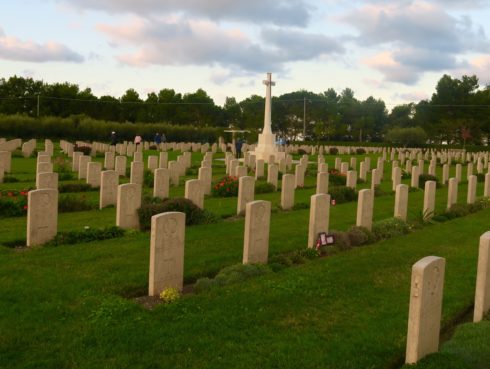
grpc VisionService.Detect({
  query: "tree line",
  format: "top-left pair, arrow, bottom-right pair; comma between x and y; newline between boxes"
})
1,74 -> 489,145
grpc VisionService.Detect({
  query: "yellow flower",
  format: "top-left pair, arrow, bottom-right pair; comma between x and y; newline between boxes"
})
159,287 -> 180,303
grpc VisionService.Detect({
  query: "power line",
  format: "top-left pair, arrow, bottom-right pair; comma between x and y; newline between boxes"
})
0,95 -> 490,108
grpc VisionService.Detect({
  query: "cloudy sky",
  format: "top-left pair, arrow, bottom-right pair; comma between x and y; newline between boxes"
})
1,0 -> 489,107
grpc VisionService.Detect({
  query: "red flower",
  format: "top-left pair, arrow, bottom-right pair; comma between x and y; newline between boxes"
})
23,205 -> 28,210
8,192 -> 13,197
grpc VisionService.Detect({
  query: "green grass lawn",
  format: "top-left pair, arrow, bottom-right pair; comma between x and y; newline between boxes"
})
1,209 -> 489,368
0,145 -> 489,368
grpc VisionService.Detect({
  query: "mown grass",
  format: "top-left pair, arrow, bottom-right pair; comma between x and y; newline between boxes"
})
403,317 -> 490,369
1,208 -> 489,368
0,144 -> 488,368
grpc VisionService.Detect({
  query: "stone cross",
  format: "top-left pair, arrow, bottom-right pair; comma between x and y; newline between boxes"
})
262,72 -> 275,135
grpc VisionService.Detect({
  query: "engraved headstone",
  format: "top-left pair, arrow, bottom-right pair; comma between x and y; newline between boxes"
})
100,170 -> 118,209
308,194 -> 330,248
243,200 -> 271,264
405,256 -> 445,364
27,189 -> 58,246
148,212 -> 185,296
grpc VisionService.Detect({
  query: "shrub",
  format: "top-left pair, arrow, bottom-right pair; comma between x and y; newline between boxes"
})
143,170 -> 154,188
194,263 -> 271,293
371,217 -> 410,241
292,202 -> 309,210
476,173 -> 486,182
3,176 -> 19,183
255,182 -> 276,194
356,148 -> 366,155
149,144 -> 158,150
11,149 -> 24,158
445,204 -> 470,219
469,198 -> 490,212
74,145 -> 92,156
331,230 -> 351,250
212,176 -> 239,197
46,226 -> 125,246
418,174 -> 440,188
298,248 -> 320,260
297,149 -> 307,155
55,157 -> 74,180
59,183 -> 96,193
329,147 -> 339,155
58,194 -> 97,213
347,226 -> 373,246
137,197 -> 218,230
401,169 -> 411,179
328,168 -> 346,186
329,186 -> 357,204
0,189 -> 29,217
269,254 -> 293,268
385,126 -> 428,146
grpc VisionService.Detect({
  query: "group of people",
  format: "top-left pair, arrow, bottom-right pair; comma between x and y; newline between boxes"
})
110,131 -> 166,146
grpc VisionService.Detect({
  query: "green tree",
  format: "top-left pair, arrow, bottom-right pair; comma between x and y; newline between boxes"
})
120,88 -> 141,123
223,97 -> 242,128
385,126 -> 428,146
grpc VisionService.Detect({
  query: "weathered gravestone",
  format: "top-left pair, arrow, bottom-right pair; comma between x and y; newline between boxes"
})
237,176 -> 255,215
36,172 -> 58,190
115,155 -> 127,177
316,172 -> 329,194
148,212 -> 185,296
87,162 -> 102,187
405,256 -> 445,364
281,174 -> 295,210
116,183 -> 141,230
467,175 -> 477,204
27,189 -> 58,246
78,155 -> 90,179
185,179 -> 204,209
308,194 -> 330,248
198,167 -> 212,195
394,184 -> 408,221
243,200 -> 271,264
130,161 -> 144,185
423,181 -> 436,220
99,170 -> 118,209
104,151 -> 115,170
474,231 -> 490,322
153,168 -> 170,200
447,177 -> 458,209
356,189 -> 373,231
159,152 -> 168,169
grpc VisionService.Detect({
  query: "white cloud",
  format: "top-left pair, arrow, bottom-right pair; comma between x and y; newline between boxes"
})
0,27 -> 83,63
58,0 -> 313,26
343,1 -> 489,84
97,17 -> 344,75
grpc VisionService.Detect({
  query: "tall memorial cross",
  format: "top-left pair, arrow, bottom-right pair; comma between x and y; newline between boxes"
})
262,73 -> 275,136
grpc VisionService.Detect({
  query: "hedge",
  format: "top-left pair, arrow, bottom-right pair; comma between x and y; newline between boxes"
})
0,114 -> 222,143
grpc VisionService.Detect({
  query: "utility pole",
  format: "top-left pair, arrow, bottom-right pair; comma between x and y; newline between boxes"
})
303,96 -> 306,139
36,94 -> 40,117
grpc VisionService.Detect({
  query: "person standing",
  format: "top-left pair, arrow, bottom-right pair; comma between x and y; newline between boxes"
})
154,132 -> 161,144
235,138 -> 243,159
134,134 -> 142,147
110,131 -> 117,146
